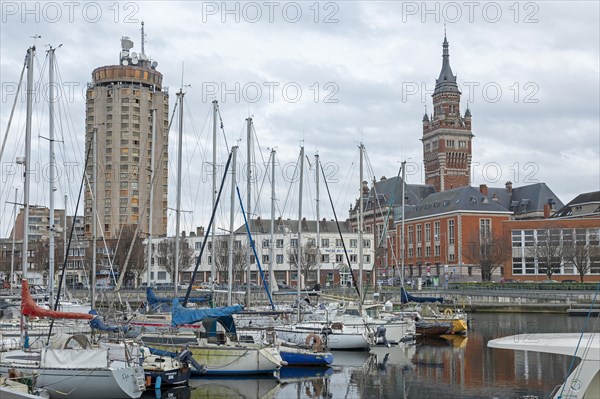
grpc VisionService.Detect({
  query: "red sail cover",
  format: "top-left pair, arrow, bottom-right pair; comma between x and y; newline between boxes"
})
21,281 -> 93,320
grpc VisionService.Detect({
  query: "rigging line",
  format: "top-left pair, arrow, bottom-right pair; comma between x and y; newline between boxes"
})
46,137 -> 92,344
182,99 -> 209,225
236,185 -> 275,310
191,105 -> 213,221
280,150 -> 302,221
0,56 -> 26,165
183,151 -> 233,307
319,161 -> 361,300
216,105 -> 231,153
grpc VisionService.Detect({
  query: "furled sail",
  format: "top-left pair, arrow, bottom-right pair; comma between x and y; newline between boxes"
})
21,280 -> 93,320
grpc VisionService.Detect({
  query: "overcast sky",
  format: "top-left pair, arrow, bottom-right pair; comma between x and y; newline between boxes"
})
1,1 -> 599,237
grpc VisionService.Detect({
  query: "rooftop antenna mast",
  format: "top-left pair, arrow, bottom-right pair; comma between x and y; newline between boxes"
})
140,21 -> 146,55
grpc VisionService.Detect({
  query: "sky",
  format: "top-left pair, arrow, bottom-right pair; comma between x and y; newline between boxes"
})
1,1 -> 599,238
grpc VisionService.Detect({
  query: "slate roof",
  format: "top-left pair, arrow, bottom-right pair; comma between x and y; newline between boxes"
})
487,183 -> 564,217
434,35 -> 460,95
551,191 -> 600,218
357,176 -> 436,213
398,186 -> 511,222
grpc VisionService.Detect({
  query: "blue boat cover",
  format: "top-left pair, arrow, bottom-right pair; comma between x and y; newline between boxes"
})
88,310 -> 129,332
400,287 -> 444,304
170,299 -> 243,333
146,287 -> 211,306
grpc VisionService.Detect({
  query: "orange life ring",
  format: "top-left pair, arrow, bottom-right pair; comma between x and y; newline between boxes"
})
305,333 -> 324,352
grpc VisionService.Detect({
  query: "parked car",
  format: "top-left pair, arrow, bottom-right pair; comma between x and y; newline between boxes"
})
155,283 -> 175,291
561,279 -> 579,283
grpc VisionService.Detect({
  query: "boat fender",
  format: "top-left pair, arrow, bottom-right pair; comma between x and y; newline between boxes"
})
155,376 -> 161,389
305,333 -> 324,353
444,308 -> 453,317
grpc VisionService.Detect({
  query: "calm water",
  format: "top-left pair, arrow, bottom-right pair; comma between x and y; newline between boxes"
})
143,313 -> 592,399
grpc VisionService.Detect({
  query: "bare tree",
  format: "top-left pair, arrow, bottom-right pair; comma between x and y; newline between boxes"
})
564,228 -> 598,283
536,228 -> 564,280
212,235 -> 248,284
464,230 -> 511,282
287,240 -> 319,286
104,225 -> 144,287
156,237 -> 195,284
31,240 -> 50,274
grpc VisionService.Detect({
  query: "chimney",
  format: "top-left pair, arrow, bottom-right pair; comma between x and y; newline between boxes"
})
543,204 -> 551,219
362,180 -> 369,196
505,181 -> 513,193
492,193 -> 499,202
479,184 -> 488,197
197,226 -> 204,237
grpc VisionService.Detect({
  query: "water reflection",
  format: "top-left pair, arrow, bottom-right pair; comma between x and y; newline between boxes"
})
189,377 -> 279,398
145,314 -> 589,398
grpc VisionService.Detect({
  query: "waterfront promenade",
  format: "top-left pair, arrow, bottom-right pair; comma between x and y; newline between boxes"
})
5,283 -> 596,315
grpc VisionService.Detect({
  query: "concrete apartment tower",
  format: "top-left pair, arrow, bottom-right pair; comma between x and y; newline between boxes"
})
422,34 -> 473,192
84,25 -> 169,239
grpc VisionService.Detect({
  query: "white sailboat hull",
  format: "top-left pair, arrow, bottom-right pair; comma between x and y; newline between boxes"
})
0,349 -> 145,399
274,324 -> 372,350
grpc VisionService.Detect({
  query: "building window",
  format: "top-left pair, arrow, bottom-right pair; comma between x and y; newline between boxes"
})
434,245 -> 440,257
276,239 -> 284,248
321,254 -> 329,263
321,238 -> 329,247
434,221 -> 440,241
408,226 -> 414,244
364,254 -> 371,263
417,247 -> 422,258
336,239 -> 343,248
408,247 -> 414,259
350,239 -> 357,248
262,239 -> 270,248
446,139 -> 455,147
350,254 -> 357,263
276,254 -> 284,264
448,220 -> 455,244
290,239 -> 298,248
480,219 -> 491,240
416,225 -> 422,243
425,223 -> 431,242
335,254 -> 343,263
262,255 -> 269,264
363,239 -> 371,248
426,246 -> 431,257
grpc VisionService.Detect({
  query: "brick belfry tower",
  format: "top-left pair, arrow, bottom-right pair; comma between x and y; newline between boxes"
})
84,24 -> 169,239
422,34 -> 473,192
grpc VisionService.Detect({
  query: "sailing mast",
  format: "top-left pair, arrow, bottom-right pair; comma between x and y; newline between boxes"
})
211,100 -> 218,289
245,117 -> 252,305
296,146 -> 304,320
21,46 -> 35,285
146,109 -> 157,287
47,45 -> 58,305
10,188 -> 18,295
315,153 -> 321,285
358,143 -> 364,305
91,126 -> 98,308
174,89 -> 184,296
400,160 -> 406,286
227,146 -> 238,306
269,149 -> 276,292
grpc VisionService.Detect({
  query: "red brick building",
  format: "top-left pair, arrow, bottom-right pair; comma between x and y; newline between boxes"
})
502,191 -> 600,282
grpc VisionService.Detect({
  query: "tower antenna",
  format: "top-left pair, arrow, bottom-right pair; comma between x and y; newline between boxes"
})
141,21 -> 145,55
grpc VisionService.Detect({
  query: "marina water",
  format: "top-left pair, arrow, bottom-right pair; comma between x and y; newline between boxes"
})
142,313 -> 590,399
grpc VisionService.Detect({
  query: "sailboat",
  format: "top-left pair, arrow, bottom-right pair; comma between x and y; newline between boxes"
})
137,300 -> 284,376
0,282 -> 146,399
